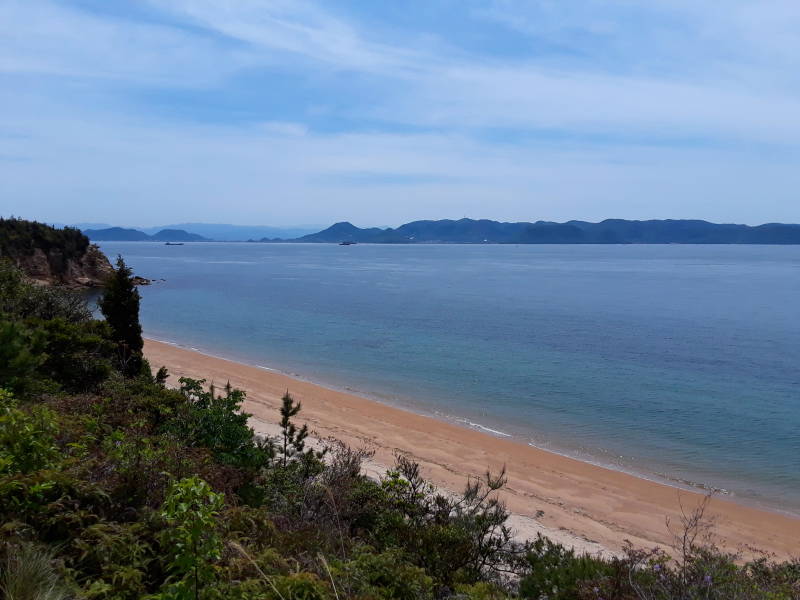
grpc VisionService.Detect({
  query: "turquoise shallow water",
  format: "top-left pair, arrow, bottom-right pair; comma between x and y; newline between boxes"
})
99,242 -> 800,514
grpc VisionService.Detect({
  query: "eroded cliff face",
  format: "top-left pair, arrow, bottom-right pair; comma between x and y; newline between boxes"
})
14,244 -> 114,288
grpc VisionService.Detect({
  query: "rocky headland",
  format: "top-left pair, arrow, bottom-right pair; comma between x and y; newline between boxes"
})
16,243 -> 115,288
1,218 -> 116,288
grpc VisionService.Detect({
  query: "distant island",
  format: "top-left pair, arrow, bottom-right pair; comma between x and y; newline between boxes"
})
84,227 -> 210,242
80,218 -> 800,244
75,223 -> 320,241
138,222 -> 321,241
294,218 -> 800,244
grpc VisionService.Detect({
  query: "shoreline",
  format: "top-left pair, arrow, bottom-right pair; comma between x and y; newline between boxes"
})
145,335 -> 795,519
144,337 -> 800,559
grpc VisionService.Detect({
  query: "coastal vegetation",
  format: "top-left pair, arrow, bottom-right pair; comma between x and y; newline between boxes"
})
0,223 -> 797,598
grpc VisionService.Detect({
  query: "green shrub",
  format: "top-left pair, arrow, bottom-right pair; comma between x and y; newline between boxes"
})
453,582 -> 511,600
573,539 -> 800,600
518,535 -> 612,600
33,318 -> 114,392
1,262 -> 114,394
374,455 -> 516,588
98,375 -> 187,434
101,428 -> 192,507
0,260 -> 92,323
744,557 -> 800,598
223,545 -> 288,585
0,469 -> 111,542
70,522 -> 155,600
222,507 -> 277,551
268,573 -> 329,600
177,378 -> 267,468
0,316 -> 115,395
158,476 -> 225,599
202,571 -> 331,600
0,321 -> 47,396
333,547 -> 434,600
0,389 -> 59,475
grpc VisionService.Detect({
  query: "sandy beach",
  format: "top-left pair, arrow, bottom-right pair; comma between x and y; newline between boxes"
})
145,338 -> 800,560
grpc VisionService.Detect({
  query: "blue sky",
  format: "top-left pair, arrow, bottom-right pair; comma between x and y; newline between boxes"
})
1,0 -> 799,226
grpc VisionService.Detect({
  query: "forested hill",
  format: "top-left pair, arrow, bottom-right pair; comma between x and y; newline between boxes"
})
297,218 -> 800,244
0,217 -> 112,286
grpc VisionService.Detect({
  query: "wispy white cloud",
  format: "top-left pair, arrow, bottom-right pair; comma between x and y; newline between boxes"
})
155,0 -> 426,73
378,64 -> 800,145
1,0 -> 799,225
0,0 -> 251,85
257,121 -> 309,137
145,0 -> 800,144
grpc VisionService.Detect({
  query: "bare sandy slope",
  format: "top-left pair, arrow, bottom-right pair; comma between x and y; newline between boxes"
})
145,339 -> 800,560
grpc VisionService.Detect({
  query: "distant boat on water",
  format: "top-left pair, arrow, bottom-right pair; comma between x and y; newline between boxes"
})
339,241 -> 357,246
164,242 -> 184,246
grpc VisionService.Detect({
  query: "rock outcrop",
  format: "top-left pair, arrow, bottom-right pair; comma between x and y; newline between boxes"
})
14,243 -> 114,288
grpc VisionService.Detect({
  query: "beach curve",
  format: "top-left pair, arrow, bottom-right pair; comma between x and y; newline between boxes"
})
144,338 -> 800,560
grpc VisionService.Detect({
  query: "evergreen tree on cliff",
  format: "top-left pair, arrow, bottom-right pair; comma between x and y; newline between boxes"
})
100,255 -> 143,376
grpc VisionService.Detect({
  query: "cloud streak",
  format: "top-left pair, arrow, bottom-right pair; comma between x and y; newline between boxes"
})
1,0 -> 798,225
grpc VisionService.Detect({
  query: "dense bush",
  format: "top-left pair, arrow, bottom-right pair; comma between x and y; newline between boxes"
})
0,261 -> 115,396
174,377 -> 274,470
0,389 -> 59,475
518,534 -> 613,599
0,319 -> 46,396
0,259 -> 92,323
332,547 -> 434,600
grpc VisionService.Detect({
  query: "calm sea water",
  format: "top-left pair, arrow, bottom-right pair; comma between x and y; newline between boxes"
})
99,242 -> 800,514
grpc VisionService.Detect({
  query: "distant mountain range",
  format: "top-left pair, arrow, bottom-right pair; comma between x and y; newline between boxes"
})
297,219 -> 800,244
84,227 -> 210,242
137,223 -> 322,241
76,223 -> 322,241
79,219 -> 800,244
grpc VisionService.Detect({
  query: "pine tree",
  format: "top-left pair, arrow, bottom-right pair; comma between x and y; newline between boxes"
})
279,391 -> 308,467
99,255 -> 143,376
155,366 -> 169,386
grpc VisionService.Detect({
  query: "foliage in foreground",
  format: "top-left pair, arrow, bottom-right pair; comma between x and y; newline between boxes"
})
0,259 -> 798,600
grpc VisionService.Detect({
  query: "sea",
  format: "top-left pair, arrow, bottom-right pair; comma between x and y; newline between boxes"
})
98,242 -> 800,515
